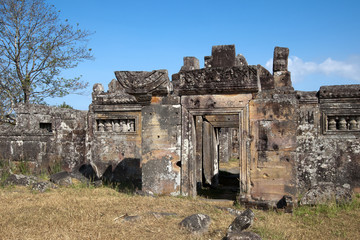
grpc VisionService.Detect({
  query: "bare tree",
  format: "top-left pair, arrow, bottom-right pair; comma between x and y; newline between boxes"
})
0,0 -> 93,123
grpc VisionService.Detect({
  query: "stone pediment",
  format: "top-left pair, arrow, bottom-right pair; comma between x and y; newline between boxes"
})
114,70 -> 172,96
174,66 -> 259,95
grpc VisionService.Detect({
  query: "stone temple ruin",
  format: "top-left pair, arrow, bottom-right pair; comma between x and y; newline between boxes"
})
1,45 -> 359,206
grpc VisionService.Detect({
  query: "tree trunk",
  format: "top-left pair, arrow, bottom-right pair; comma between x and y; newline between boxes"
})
23,89 -> 30,103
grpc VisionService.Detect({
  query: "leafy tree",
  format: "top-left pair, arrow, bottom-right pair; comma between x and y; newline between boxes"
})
0,0 -> 93,123
58,101 -> 73,109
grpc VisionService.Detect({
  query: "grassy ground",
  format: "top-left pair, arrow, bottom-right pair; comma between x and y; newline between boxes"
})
0,185 -> 359,240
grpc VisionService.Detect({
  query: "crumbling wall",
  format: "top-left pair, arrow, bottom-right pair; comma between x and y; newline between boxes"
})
0,104 -> 87,172
141,95 -> 182,195
87,80 -> 142,187
296,86 -> 360,194
249,89 -> 298,202
248,47 -> 297,202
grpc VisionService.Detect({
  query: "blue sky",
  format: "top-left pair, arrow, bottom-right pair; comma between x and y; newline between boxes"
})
47,0 -> 360,110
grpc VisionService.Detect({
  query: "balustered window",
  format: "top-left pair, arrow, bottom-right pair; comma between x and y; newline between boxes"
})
96,118 -> 136,133
325,115 -> 360,132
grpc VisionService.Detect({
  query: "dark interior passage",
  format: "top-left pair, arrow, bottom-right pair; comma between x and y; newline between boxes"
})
196,115 -> 240,200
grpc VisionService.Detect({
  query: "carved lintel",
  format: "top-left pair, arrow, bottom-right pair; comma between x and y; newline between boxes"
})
114,70 -> 172,96
319,85 -> 360,99
176,66 -> 259,95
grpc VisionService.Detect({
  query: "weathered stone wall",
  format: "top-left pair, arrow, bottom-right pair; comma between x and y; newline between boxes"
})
296,87 -> 360,194
141,95 -> 182,195
249,89 -> 298,202
87,80 -> 143,187
0,104 -> 87,172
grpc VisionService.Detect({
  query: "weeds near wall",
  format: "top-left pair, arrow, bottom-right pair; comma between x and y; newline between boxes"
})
47,158 -> 63,176
0,159 -> 11,187
16,160 -> 31,175
252,194 -> 360,239
294,194 -> 360,219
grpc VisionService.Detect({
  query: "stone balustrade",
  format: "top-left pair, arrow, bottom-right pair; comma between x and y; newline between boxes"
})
96,119 -> 135,133
327,116 -> 360,131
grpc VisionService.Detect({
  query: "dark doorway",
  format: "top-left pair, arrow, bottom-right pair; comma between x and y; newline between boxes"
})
196,115 -> 240,200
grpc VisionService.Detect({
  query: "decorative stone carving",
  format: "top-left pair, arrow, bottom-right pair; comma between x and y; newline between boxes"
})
326,115 -> 360,132
328,117 -> 336,131
176,66 -> 259,95
115,70 -> 172,97
296,91 -> 318,104
98,121 -> 105,132
349,118 -> 357,130
105,120 -> 112,132
319,85 -> 360,99
114,120 -> 121,132
96,119 -> 136,133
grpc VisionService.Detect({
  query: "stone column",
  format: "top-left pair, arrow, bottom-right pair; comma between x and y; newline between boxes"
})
273,47 -> 292,88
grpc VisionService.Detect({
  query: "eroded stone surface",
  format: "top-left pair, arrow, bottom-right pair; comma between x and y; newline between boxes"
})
5,174 -> 37,186
225,231 -> 262,240
300,183 -> 352,205
32,181 -> 56,192
179,213 -> 211,234
227,209 -> 255,234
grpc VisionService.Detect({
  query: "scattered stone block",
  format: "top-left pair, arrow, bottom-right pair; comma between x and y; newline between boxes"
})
122,215 -> 141,222
32,181 -> 57,192
5,174 -> 37,186
179,213 -> 211,234
134,190 -> 156,197
227,209 -> 255,234
276,195 -> 293,213
50,171 -> 72,186
149,212 -> 177,219
225,231 -> 262,240
216,206 -> 243,216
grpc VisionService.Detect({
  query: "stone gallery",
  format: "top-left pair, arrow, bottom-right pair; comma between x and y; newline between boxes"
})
1,45 -> 359,206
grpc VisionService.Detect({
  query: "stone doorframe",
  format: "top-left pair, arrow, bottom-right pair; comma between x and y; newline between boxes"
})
180,94 -> 252,198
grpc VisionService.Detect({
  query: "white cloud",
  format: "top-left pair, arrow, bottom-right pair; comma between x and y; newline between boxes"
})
265,56 -> 360,83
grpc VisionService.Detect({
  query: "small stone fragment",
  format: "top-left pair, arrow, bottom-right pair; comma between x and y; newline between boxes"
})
5,174 -> 37,186
122,215 -> 141,222
32,181 -> 56,192
50,171 -> 72,186
179,213 -> 211,234
227,209 -> 255,234
276,195 -> 293,213
149,212 -> 177,218
216,206 -> 243,216
225,231 -> 262,240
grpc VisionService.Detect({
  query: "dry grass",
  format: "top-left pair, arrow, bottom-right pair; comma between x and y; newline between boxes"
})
0,186 -> 359,240
219,158 -> 239,171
